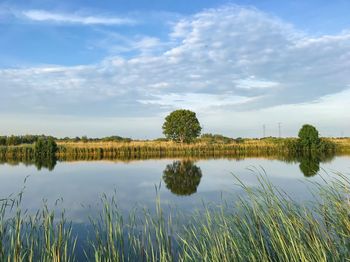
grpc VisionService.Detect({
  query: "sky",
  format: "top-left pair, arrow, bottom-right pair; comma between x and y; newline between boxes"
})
0,0 -> 349,138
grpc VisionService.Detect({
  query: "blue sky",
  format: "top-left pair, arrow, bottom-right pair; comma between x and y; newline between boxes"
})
0,0 -> 349,138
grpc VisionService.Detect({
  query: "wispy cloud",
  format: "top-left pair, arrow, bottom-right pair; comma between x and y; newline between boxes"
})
138,93 -> 255,111
1,5 -> 350,136
21,9 -> 136,25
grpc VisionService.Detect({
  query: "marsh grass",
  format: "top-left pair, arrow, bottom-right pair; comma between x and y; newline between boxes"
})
0,193 -> 76,261
179,173 -> 350,261
0,172 -> 349,261
1,137 -> 346,162
57,139 -> 289,160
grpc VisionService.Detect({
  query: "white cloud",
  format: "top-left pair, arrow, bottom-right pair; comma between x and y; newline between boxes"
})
21,10 -> 136,25
138,93 -> 254,111
1,5 -> 350,136
235,77 -> 280,90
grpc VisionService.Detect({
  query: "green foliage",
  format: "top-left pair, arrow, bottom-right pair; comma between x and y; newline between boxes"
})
297,125 -> 337,154
0,135 -> 56,146
34,137 -> 58,158
34,138 -> 58,171
154,137 -> 169,142
235,137 -> 244,143
57,135 -> 132,143
162,109 -> 202,143
298,124 -> 320,149
100,136 -> 132,143
200,133 -> 235,144
162,160 -> 202,196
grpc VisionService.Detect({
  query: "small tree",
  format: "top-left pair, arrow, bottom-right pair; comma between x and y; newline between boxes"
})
298,124 -> 320,149
34,137 -> 58,158
162,109 -> 202,143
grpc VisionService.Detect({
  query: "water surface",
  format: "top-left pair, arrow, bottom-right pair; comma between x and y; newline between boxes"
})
0,155 -> 349,223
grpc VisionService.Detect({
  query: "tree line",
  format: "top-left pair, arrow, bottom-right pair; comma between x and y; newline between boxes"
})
0,135 -> 56,146
0,135 -> 132,146
0,109 -> 339,152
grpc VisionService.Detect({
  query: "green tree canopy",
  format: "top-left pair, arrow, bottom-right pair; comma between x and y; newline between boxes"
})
34,137 -> 58,158
298,124 -> 320,149
162,109 -> 202,143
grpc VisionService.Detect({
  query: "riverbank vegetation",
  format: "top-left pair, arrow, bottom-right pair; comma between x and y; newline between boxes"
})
0,135 -> 345,160
0,173 -> 349,261
0,124 -> 347,164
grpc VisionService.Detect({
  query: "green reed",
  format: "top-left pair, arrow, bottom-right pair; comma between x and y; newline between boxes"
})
178,173 -> 350,261
0,173 -> 349,261
0,192 -> 76,262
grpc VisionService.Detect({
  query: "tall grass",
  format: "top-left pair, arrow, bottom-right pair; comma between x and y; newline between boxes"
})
0,193 -> 76,261
0,173 -> 349,261
1,137 -> 345,161
179,174 -> 350,261
57,139 -> 290,159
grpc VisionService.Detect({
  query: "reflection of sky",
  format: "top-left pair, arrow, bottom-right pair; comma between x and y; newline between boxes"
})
0,157 -> 349,223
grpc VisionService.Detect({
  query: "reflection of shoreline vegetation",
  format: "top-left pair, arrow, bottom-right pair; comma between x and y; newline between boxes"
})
0,149 -> 345,174
0,174 -> 349,261
0,124 -> 349,172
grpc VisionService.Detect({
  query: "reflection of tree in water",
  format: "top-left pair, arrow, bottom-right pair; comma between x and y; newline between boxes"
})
299,155 -> 320,177
163,160 -> 202,196
297,152 -> 335,177
35,156 -> 57,171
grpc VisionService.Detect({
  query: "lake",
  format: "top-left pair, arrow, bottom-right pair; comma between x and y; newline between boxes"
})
0,155 -> 349,223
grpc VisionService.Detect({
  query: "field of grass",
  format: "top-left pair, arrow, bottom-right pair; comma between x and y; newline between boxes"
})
0,173 -> 349,261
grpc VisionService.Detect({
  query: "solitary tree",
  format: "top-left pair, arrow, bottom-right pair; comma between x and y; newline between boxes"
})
298,124 -> 320,149
162,109 -> 202,143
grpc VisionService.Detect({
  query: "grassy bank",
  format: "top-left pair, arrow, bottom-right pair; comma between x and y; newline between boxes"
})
332,138 -> 350,153
0,137 -> 346,163
57,139 -> 292,158
0,174 -> 349,261
56,137 -> 342,158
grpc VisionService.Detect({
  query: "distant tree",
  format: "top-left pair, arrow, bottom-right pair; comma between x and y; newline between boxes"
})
162,109 -> 202,143
34,137 -> 58,158
298,124 -> 320,149
235,137 -> 244,144
6,135 -> 20,146
200,133 -> 234,144
0,136 -> 6,146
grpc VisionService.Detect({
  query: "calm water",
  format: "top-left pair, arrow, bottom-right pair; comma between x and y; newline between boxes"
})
0,156 -> 349,223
